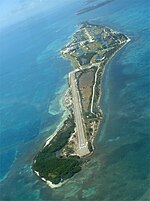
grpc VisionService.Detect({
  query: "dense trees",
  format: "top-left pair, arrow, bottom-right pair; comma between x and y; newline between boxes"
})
33,117 -> 82,184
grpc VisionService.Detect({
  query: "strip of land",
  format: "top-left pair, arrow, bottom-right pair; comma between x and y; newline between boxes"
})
32,22 -> 130,188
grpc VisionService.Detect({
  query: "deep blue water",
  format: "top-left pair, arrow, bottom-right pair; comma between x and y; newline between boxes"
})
0,0 -> 149,200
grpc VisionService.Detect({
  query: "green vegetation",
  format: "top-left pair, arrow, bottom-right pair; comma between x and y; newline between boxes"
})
33,157 -> 81,184
33,117 -> 82,184
88,141 -> 93,152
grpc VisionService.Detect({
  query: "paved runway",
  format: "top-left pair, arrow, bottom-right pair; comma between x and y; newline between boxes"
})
69,72 -> 89,156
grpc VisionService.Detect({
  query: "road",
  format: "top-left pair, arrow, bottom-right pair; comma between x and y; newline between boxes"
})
69,72 -> 90,157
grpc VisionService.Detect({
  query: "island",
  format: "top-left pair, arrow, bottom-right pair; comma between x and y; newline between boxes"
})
76,0 -> 116,15
32,22 -> 130,188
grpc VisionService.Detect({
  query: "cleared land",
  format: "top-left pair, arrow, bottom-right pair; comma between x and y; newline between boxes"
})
77,68 -> 95,113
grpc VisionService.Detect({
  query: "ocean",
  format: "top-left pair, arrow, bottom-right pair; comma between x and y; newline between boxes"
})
0,0 -> 149,200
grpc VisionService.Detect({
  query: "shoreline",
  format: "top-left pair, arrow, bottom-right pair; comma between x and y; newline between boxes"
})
34,170 -> 66,188
44,78 -> 71,147
44,99 -> 70,148
93,37 -> 131,143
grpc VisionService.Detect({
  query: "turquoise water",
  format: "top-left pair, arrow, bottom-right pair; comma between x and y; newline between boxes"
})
0,0 -> 149,200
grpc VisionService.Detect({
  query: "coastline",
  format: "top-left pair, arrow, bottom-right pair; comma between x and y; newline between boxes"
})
95,35 -> 131,110
44,76 -> 71,147
90,36 -> 131,150
34,170 -> 66,188
44,96 -> 70,148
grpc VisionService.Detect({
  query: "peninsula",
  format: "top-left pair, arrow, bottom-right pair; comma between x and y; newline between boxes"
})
32,22 -> 130,188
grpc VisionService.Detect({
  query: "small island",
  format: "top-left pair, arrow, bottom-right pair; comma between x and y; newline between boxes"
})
32,22 -> 130,188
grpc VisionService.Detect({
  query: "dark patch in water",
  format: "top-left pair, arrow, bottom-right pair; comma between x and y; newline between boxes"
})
0,120 -> 41,149
103,136 -> 150,177
0,148 -> 16,180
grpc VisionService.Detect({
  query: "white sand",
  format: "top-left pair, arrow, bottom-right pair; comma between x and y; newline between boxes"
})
34,171 -> 40,177
46,180 -> 66,188
34,171 -> 66,188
